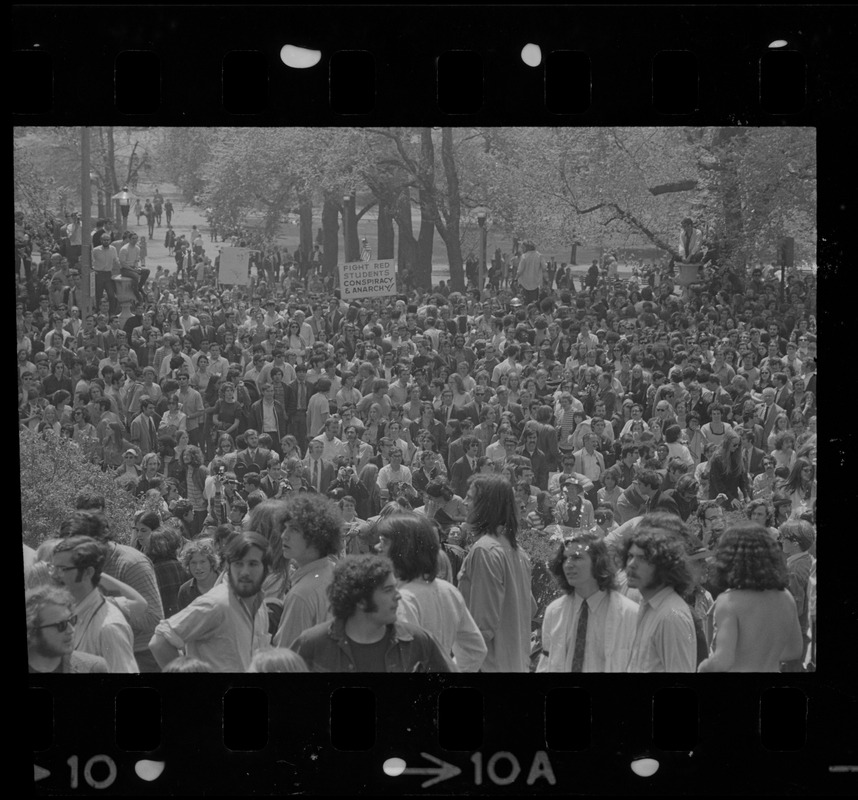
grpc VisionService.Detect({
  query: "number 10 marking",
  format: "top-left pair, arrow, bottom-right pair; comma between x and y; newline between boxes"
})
66,755 -> 118,789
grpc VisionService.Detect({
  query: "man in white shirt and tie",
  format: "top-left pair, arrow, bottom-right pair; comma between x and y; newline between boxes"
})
537,533 -> 639,672
304,440 -> 334,494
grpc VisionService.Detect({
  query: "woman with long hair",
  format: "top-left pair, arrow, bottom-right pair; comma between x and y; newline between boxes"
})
781,458 -> 817,520
375,513 -> 486,672
245,500 -> 297,628
357,463 -> 382,520
771,431 -> 797,471
37,404 -> 62,438
457,474 -> 536,672
179,444 -> 209,535
449,373 -> 472,409
362,403 -> 386,449
210,432 -> 238,472
707,430 -> 750,509
279,434 -> 303,462
176,539 -> 220,611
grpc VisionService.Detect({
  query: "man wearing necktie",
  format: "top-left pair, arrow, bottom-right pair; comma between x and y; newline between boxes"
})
537,534 -> 639,673
451,437 -> 481,497
303,440 -> 333,495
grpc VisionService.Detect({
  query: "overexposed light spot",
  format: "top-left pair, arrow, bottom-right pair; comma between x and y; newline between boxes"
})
768,40 -> 788,49
630,757 -> 660,777
383,757 -> 407,777
521,43 -> 542,67
135,760 -> 165,781
280,44 -> 321,69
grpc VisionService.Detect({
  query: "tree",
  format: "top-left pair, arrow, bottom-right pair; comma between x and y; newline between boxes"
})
157,127 -> 215,202
19,429 -> 136,550
479,126 -> 815,269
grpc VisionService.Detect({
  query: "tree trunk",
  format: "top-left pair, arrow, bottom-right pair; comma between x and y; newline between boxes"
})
713,127 -> 748,269
341,194 -> 361,262
298,194 -> 313,260
322,192 -> 340,277
395,188 -> 419,278
377,192 -> 395,259
439,127 -> 465,292
416,188 -> 435,290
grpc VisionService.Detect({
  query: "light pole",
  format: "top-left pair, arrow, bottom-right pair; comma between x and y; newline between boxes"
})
80,127 -> 92,317
475,208 -> 488,295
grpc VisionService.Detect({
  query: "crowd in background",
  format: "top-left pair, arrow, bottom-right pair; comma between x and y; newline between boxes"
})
20,205 -> 818,673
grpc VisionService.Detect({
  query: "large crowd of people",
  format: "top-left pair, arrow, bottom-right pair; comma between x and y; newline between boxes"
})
20,202 -> 818,673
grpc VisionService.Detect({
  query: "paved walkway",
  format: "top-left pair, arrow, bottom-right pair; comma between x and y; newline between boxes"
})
128,181 -> 215,276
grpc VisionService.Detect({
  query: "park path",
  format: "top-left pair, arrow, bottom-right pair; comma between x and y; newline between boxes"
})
130,181 -> 214,276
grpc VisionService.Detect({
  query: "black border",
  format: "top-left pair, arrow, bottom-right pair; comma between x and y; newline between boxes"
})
16,4 -> 855,795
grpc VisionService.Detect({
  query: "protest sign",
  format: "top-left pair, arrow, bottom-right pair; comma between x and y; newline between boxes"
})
218,247 -> 252,286
338,259 -> 396,299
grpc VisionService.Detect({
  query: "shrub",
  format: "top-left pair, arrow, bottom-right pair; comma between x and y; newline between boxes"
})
19,428 -> 136,549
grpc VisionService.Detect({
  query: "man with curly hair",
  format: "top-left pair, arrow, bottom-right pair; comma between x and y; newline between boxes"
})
273,495 -> 343,649
623,526 -> 697,672
698,524 -> 804,672
291,555 -> 452,672
538,533 -> 639,672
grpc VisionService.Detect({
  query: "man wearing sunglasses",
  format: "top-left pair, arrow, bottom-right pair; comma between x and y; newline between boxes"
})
49,536 -> 138,673
27,585 -> 109,674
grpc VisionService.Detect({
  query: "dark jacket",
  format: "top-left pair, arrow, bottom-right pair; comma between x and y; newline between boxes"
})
291,618 -> 453,673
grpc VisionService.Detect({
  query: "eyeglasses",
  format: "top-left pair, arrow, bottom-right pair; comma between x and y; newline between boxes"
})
37,613 -> 77,633
47,564 -> 78,576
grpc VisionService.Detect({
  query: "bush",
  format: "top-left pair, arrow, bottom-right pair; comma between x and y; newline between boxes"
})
19,428 -> 136,549
519,527 -> 564,618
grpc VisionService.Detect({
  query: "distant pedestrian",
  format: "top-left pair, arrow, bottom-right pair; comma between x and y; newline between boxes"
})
164,199 -> 174,225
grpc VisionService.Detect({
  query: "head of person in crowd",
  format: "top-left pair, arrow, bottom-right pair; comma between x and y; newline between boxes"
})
621,524 -> 692,599
466,473 -> 519,548
26,584 -> 78,666
549,532 -> 616,595
274,494 -> 343,567
326,554 -> 399,625
247,648 -> 309,673
777,518 -> 815,557
708,523 -> 788,594
224,531 -> 271,598
49,535 -> 106,602
59,509 -> 111,543
375,513 -> 440,584
161,656 -> 213,673
745,498 -> 775,529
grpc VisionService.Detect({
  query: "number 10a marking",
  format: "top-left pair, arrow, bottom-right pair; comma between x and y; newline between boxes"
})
470,751 -> 556,786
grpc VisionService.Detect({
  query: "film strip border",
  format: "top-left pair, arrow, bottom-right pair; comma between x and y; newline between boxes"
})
10,5 -> 855,121
30,678 -> 857,794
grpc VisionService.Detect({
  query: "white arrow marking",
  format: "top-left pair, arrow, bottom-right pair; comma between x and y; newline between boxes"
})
402,752 -> 461,788
34,764 -> 50,782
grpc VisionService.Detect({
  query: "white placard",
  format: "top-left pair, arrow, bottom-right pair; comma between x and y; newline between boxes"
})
338,259 -> 396,299
218,247 -> 252,286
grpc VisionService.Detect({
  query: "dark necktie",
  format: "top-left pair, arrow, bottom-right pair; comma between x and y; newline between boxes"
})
298,383 -> 305,409
313,460 -> 320,491
148,418 -> 157,448
571,600 -> 589,672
